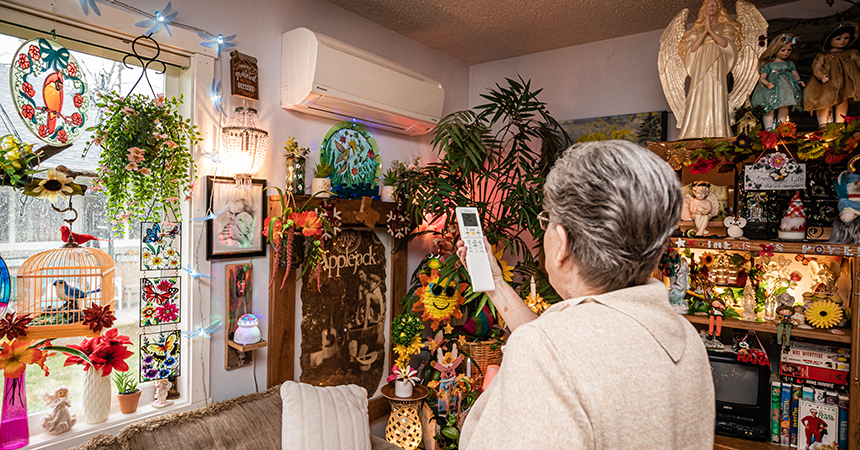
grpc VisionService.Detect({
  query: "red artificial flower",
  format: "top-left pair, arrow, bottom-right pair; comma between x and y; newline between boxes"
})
790,271 -> 802,282
688,157 -> 721,175
263,216 -> 283,247
290,210 -> 323,237
81,302 -> 116,333
825,151 -> 848,165
62,337 -> 99,370
38,125 -> 48,137
102,327 -> 133,347
17,54 -> 29,70
845,116 -> 860,124
70,113 -> 83,126
67,63 -> 78,78
73,93 -> 83,108
57,129 -> 68,143
63,328 -> 133,375
89,343 -> 133,377
27,45 -> 39,60
21,104 -> 34,120
0,313 -> 31,341
22,83 -> 34,98
777,122 -> 797,138
758,130 -> 779,149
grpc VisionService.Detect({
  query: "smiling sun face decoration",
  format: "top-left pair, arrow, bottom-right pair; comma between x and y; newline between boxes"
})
413,269 -> 466,331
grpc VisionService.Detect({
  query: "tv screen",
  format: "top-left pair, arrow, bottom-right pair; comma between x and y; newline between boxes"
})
711,361 -> 759,406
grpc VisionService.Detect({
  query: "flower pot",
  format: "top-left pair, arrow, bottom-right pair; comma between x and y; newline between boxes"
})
0,373 -> 28,450
380,185 -> 395,202
117,390 -> 141,414
311,178 -> 331,198
285,157 -> 306,195
82,369 -> 111,424
394,380 -> 413,398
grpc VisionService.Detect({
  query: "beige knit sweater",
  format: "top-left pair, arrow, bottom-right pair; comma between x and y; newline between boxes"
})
460,279 -> 715,450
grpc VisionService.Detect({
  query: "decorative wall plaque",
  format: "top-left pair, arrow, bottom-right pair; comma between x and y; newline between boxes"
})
744,152 -> 806,191
229,50 -> 259,100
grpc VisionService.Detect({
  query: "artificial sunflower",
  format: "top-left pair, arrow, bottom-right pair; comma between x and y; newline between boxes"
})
24,168 -> 83,203
699,252 -> 717,267
492,245 -> 514,282
805,300 -> 844,329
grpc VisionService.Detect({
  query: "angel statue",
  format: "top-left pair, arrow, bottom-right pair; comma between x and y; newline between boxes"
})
659,0 -> 768,139
40,386 -> 76,435
682,181 -> 720,235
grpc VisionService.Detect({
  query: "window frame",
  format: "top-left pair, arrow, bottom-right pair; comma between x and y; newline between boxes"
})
0,2 -> 215,448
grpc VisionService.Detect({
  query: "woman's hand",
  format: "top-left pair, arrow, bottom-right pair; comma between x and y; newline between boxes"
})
821,75 -> 830,83
456,237 -> 506,285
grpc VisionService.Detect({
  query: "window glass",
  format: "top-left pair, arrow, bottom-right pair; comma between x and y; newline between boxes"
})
0,32 -> 166,412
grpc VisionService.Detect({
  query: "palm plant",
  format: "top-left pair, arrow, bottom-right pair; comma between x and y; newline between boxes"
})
398,76 -> 571,312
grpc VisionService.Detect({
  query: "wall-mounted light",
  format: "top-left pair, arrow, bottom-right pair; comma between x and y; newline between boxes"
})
221,107 -> 268,188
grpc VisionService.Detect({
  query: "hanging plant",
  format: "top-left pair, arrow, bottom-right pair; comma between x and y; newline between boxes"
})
86,92 -> 200,235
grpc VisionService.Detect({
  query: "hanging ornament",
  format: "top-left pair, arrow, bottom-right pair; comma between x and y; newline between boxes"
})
413,268 -> 465,331
386,202 -> 410,239
317,199 -> 341,240
10,38 -> 89,146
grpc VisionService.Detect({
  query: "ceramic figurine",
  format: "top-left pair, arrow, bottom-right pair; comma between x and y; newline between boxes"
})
659,0 -> 767,139
831,168 -> 860,244
682,181 -> 720,236
741,278 -> 757,322
40,386 -> 76,435
809,260 -> 840,293
152,378 -> 174,408
792,304 -> 809,329
707,297 -> 726,349
775,303 -> 796,347
668,259 -> 690,314
750,34 -> 805,130
804,22 -> 860,126
778,191 -> 806,240
724,216 -> 747,239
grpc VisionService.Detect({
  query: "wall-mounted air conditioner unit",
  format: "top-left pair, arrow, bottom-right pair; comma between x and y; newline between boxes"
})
281,27 -> 444,136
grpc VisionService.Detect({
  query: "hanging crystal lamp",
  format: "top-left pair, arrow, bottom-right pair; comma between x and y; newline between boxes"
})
221,107 -> 268,188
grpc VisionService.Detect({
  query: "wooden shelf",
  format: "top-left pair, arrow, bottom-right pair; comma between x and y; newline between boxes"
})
227,339 -> 268,352
714,435 -> 781,450
684,314 -> 851,344
674,236 -> 860,256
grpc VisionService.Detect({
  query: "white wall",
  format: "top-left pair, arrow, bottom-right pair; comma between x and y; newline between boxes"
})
468,0 -> 852,139
114,0 -> 469,403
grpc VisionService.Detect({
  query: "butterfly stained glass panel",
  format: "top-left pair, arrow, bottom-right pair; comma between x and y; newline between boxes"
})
139,277 -> 180,327
140,222 -> 181,271
140,330 -> 181,382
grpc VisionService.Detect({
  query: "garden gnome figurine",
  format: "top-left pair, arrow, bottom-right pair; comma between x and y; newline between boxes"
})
152,378 -> 174,408
778,191 -> 806,240
830,168 -> 860,244
40,386 -> 76,435
682,181 -> 719,236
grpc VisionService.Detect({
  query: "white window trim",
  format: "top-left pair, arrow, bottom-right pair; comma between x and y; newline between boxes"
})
0,2 -> 217,449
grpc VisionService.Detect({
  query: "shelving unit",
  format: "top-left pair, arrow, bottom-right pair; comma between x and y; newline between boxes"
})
674,236 -> 859,450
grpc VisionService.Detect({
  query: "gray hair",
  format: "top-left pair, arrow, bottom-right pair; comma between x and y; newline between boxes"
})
544,140 -> 681,293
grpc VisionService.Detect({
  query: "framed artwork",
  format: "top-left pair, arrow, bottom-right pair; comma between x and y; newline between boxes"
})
321,121 -> 382,188
140,222 -> 181,271
205,176 -> 267,260
558,111 -> 668,145
140,330 -> 181,382
140,277 -> 180,327
225,263 -> 254,370
10,38 -> 89,145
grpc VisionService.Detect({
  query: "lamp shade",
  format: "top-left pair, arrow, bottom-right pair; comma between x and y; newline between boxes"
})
221,107 -> 268,187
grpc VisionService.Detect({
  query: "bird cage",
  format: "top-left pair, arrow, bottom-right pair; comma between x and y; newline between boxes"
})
16,243 -> 115,340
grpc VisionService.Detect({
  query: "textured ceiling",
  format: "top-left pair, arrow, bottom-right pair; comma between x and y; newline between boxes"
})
326,0 -> 801,64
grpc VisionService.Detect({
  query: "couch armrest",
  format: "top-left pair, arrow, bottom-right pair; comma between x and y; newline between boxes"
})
371,435 -> 405,450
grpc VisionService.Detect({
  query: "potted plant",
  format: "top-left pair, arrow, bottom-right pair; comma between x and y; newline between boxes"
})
112,371 -> 140,414
87,92 -> 201,235
311,161 -> 333,198
380,160 -> 408,202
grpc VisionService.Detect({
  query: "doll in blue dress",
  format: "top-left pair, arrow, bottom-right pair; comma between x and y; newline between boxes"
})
750,34 -> 805,130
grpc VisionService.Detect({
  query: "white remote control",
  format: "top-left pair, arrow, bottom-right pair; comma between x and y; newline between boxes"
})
455,207 -> 496,292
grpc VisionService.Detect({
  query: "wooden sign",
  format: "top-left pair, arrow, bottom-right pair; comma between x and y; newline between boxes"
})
230,50 -> 259,100
744,152 -> 806,191
299,229 -> 387,396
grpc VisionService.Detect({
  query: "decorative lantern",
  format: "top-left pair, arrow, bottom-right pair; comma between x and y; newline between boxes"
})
16,242 -> 115,340
221,107 -> 268,188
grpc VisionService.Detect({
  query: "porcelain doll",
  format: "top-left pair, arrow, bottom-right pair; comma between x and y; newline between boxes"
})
682,181 -> 720,236
750,34 -> 805,130
152,378 -> 174,408
40,386 -> 76,435
804,22 -> 860,126
659,0 -> 766,139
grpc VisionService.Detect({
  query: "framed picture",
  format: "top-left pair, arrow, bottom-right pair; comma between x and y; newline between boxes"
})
558,111 -> 668,145
205,176 -> 267,260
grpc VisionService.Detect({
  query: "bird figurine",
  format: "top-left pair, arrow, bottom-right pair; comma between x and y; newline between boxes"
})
60,226 -> 108,245
52,280 -> 100,322
43,72 -> 64,135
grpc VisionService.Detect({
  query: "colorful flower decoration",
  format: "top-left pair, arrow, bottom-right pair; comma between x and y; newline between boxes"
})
759,130 -> 779,149
491,245 -> 514,282
688,157 -> 721,175
699,252 -> 716,267
805,300 -> 843,329
63,328 -> 134,377
413,268 -> 466,331
81,302 -> 116,333
387,364 -> 420,385
0,312 -> 31,341
0,340 -> 50,379
758,244 -> 775,257
317,200 -> 342,240
23,167 -> 83,203
735,134 -> 752,149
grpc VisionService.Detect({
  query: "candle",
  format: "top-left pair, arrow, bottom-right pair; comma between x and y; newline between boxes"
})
466,358 -> 471,378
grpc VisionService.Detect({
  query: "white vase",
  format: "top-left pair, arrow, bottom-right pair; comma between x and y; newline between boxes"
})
394,380 -> 413,398
311,178 -> 331,198
82,369 -> 111,424
380,185 -> 395,202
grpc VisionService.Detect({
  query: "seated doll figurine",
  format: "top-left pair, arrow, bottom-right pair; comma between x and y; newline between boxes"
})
751,34 -> 805,130
776,303 -> 796,347
707,297 -> 726,349
682,181 -> 720,236
804,22 -> 860,126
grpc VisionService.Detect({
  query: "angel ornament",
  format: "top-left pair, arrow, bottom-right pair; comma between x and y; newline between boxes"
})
682,181 -> 720,235
659,0 -> 768,139
40,386 -> 76,435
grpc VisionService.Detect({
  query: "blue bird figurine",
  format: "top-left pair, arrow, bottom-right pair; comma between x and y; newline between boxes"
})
52,280 -> 100,323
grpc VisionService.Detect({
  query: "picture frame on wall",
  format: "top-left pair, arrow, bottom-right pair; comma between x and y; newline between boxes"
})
206,176 -> 267,260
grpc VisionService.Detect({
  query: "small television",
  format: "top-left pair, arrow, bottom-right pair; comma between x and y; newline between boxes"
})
708,351 -> 772,442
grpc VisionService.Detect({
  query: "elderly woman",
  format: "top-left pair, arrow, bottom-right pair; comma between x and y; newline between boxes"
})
457,140 -> 714,449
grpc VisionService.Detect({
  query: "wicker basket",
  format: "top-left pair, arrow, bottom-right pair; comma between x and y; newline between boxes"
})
457,339 -> 502,384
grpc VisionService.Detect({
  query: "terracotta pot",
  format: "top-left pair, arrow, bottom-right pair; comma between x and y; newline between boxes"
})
117,390 -> 141,414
